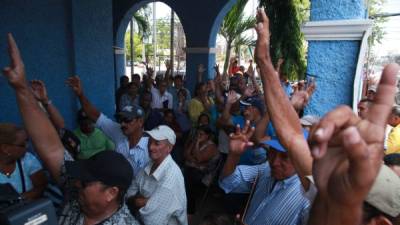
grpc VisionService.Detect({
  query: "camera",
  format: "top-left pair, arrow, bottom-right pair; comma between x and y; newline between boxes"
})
0,184 -> 57,225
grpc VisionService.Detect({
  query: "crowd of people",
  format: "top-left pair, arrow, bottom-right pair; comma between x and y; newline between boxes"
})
1,8 -> 400,225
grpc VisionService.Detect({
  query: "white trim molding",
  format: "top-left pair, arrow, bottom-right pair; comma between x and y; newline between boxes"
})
113,46 -> 125,55
301,19 -> 373,41
185,47 -> 216,54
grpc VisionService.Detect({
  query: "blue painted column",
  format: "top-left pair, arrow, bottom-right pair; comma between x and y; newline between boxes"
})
185,50 -> 216,93
71,0 -> 116,118
304,0 -> 366,116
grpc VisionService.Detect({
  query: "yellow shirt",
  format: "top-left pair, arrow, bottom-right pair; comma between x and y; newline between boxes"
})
386,124 -> 400,154
188,97 -> 214,124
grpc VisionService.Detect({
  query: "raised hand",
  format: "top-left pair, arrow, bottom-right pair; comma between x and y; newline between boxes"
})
254,8 -> 271,64
227,90 -> 239,104
2,34 -> 28,89
214,64 -> 220,75
198,64 -> 206,73
30,80 -> 48,103
229,121 -> 255,156
308,63 -> 400,224
66,76 -> 83,97
244,86 -> 255,98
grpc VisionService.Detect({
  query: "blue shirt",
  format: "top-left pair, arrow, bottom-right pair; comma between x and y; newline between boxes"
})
0,152 -> 42,193
96,114 -> 150,176
219,163 -> 310,225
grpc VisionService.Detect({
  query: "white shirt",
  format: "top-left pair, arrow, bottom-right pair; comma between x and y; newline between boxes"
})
127,155 -> 188,225
151,86 -> 173,109
96,113 -> 150,176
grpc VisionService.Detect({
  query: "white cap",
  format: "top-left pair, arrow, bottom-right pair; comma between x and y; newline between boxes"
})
366,165 -> 400,217
300,115 -> 320,126
145,125 -> 176,145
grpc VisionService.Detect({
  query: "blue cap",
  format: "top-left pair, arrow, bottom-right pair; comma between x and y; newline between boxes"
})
262,130 -> 309,153
240,97 -> 265,114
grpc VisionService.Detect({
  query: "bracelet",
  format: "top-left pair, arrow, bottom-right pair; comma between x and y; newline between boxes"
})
42,100 -> 52,108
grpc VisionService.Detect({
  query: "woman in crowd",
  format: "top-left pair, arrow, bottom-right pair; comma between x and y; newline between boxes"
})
184,125 -> 219,218
0,123 -> 47,200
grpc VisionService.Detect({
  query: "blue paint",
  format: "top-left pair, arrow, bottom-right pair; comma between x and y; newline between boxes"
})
0,0 -> 75,127
0,0 -> 115,128
304,41 -> 360,116
310,0 -> 366,21
71,0 -> 115,119
305,0 -> 366,116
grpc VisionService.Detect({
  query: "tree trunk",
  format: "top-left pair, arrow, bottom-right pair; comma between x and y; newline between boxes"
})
223,41 -> 232,75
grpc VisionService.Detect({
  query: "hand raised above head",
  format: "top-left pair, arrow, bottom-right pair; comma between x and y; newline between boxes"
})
254,8 -> 271,64
229,121 -> 254,156
226,90 -> 239,104
2,33 -> 28,90
198,64 -> 206,73
30,80 -> 48,102
65,75 -> 83,97
308,63 -> 400,224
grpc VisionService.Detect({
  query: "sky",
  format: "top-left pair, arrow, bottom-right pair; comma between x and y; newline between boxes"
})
373,0 -> 400,57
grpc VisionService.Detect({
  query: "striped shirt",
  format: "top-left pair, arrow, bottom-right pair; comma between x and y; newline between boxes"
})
96,113 -> 150,176
219,163 -> 310,225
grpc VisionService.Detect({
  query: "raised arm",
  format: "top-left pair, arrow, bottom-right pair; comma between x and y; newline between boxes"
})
197,64 -> 206,83
66,76 -> 100,121
254,111 -> 271,144
30,80 -> 65,130
2,34 -> 64,182
221,122 -> 254,179
254,8 -> 312,189
308,63 -> 399,225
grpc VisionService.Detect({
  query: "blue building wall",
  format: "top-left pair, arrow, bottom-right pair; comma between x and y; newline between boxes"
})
0,0 -> 115,128
304,0 -> 366,116
0,0 -> 75,126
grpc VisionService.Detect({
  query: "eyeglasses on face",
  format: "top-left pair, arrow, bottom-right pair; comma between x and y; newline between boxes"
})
117,117 -> 134,124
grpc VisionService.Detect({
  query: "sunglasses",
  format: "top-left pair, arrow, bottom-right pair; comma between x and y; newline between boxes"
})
116,117 -> 134,124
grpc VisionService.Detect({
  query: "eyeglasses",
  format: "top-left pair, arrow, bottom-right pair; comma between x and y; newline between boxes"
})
117,117 -> 134,124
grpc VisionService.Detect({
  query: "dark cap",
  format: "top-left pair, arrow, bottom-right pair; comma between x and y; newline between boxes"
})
77,109 -> 91,122
65,151 -> 133,188
240,97 -> 265,114
115,104 -> 144,121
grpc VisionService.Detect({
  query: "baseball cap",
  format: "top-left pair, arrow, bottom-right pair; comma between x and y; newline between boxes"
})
365,165 -> 400,217
262,130 -> 309,153
77,109 -> 91,122
115,104 -> 144,121
65,151 -> 133,188
145,125 -> 176,145
300,115 -> 320,126
240,97 -> 265,114
368,85 -> 377,93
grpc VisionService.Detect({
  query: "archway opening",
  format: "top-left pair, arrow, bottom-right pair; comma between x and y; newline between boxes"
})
122,2 -> 187,80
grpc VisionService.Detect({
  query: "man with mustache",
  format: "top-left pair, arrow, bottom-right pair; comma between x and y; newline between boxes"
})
66,76 -> 150,176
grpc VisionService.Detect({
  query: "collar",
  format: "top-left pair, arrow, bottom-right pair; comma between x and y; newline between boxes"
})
270,173 -> 299,190
144,155 -> 172,181
130,136 -> 148,151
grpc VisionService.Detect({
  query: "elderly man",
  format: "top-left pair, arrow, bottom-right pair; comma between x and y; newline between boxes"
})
66,77 -> 149,176
254,8 -> 400,225
2,34 -> 139,225
127,125 -> 187,225
220,128 -> 310,224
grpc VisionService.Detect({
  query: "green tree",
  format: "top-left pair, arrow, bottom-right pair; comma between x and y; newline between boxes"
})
125,7 -> 151,63
368,0 -> 388,47
219,0 -> 256,74
259,0 -> 309,80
